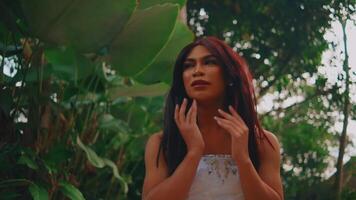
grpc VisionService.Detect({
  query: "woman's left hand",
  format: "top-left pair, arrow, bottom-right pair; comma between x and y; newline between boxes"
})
214,105 -> 250,165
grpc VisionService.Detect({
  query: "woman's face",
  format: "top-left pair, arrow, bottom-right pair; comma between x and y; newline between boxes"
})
182,45 -> 226,102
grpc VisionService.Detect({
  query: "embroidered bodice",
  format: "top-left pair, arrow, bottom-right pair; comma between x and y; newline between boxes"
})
187,154 -> 245,200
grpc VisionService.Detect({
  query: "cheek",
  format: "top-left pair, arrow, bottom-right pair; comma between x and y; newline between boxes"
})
182,71 -> 191,89
214,72 -> 227,95
213,69 -> 226,86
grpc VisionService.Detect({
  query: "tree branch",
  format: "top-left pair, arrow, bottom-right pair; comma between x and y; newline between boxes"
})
260,86 -> 338,118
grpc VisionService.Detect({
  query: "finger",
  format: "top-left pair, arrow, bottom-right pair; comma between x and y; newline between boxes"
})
226,107 -> 249,134
214,116 -> 239,135
179,98 -> 187,121
218,119 -> 242,138
228,106 -> 245,124
190,99 -> 197,124
228,106 -> 247,127
214,116 -> 237,128
218,109 -> 234,120
215,116 -> 242,132
186,99 -> 194,122
218,108 -> 240,125
174,104 -> 179,123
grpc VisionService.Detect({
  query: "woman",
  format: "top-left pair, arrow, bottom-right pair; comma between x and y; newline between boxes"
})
142,36 -> 284,200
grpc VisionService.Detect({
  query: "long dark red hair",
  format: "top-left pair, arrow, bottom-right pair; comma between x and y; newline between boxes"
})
158,36 -> 273,175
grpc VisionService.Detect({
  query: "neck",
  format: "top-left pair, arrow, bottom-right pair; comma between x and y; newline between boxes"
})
196,99 -> 226,134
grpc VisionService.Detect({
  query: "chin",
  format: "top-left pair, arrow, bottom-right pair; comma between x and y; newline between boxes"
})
187,93 -> 221,102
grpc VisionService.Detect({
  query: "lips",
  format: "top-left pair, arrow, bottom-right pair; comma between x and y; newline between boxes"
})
191,80 -> 210,86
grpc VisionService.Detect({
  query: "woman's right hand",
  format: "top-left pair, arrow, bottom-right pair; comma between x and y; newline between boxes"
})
174,98 -> 205,155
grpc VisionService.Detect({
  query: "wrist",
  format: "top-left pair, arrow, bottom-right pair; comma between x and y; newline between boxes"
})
187,143 -> 205,155
187,149 -> 204,158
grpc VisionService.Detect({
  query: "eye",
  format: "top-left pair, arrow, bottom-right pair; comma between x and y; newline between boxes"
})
183,62 -> 194,69
205,59 -> 218,66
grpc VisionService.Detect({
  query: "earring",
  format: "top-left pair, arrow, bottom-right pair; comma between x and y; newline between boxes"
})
228,82 -> 233,86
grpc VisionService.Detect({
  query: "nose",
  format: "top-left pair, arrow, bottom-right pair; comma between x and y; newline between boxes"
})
192,63 -> 204,77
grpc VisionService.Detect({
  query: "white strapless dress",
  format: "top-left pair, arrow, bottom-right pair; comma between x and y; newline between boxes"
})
187,154 -> 245,200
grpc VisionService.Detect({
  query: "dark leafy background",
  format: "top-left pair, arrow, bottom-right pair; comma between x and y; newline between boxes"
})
0,0 -> 355,199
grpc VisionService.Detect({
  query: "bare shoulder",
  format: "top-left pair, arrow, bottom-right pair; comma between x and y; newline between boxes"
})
258,129 -> 281,160
142,130 -> 168,197
257,130 -> 284,199
145,131 -> 164,164
146,131 -> 163,147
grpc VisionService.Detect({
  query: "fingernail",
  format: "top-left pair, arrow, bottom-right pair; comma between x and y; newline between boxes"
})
229,105 -> 233,110
215,117 -> 220,123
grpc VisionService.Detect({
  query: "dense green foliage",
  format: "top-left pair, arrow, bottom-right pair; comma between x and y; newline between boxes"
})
0,0 -> 355,200
0,0 -> 192,199
187,0 -> 356,199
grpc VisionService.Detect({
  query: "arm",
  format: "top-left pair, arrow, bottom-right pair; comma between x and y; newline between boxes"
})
142,132 -> 203,200
143,99 -> 205,200
237,130 -> 284,200
215,107 -> 283,200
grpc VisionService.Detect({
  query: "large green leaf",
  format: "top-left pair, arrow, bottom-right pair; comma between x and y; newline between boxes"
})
110,4 -> 179,76
76,136 -> 128,194
16,148 -> 39,170
29,183 -> 49,200
59,181 -> 85,200
21,0 -> 136,52
98,114 -> 130,133
108,82 -> 169,99
135,21 -> 193,84
17,154 -> 38,170
11,63 -> 52,83
45,47 -> 94,82
101,158 -> 128,193
43,142 -> 72,167
76,136 -> 105,168
138,0 -> 186,9
0,179 -> 32,189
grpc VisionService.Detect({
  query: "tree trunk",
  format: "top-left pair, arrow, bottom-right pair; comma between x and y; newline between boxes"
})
334,18 -> 351,200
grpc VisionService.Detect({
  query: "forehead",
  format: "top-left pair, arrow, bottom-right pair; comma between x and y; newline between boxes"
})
186,45 -> 212,60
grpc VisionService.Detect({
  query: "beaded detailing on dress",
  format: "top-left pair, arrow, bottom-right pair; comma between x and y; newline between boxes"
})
202,154 -> 238,184
187,154 -> 245,200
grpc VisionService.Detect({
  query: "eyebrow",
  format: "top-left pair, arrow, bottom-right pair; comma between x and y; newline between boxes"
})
185,55 -> 217,62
